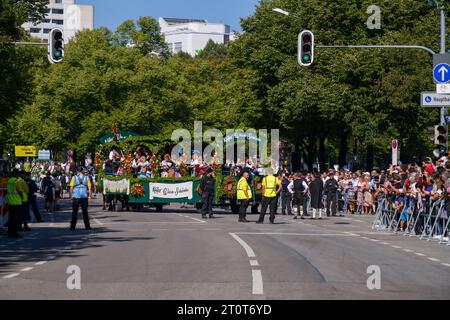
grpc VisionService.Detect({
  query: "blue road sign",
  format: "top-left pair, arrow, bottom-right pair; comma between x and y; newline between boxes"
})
433,63 -> 450,83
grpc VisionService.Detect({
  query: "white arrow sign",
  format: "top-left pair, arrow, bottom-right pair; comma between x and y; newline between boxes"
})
439,66 -> 449,82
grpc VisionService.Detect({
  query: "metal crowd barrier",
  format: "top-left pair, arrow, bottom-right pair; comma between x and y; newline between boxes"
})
372,194 -> 449,246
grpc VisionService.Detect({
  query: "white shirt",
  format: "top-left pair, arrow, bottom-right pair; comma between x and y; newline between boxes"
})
287,180 -> 309,194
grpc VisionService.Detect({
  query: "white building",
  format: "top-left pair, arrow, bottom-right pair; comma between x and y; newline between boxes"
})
22,0 -> 94,42
159,17 -> 234,57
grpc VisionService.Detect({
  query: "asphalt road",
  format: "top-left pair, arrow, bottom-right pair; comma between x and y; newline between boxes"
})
0,196 -> 449,300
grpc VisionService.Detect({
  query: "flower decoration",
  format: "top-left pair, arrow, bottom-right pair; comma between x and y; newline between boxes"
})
124,151 -> 133,176
222,176 -> 237,198
130,183 -> 145,198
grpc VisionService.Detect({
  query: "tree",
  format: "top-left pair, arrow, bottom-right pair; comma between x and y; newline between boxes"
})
114,17 -> 170,58
197,40 -> 228,59
0,0 -> 49,151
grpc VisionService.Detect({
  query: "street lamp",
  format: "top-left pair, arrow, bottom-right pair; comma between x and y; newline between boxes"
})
272,8 -> 290,16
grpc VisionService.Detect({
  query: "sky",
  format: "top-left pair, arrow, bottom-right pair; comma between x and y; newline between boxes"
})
76,0 -> 260,32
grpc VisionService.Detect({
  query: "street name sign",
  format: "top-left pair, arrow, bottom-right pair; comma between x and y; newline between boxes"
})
421,92 -> 450,107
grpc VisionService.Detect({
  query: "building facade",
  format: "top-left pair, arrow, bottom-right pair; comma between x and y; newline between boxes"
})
22,0 -> 94,42
159,17 -> 234,56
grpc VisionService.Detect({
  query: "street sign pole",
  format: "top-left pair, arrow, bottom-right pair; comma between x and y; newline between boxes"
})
437,1 -> 449,154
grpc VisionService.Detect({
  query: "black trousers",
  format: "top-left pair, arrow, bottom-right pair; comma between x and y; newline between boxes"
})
259,196 -> 278,222
19,202 -> 29,229
239,199 -> 249,221
29,195 -> 42,222
201,192 -> 214,216
281,192 -> 292,214
8,205 -> 20,236
71,198 -> 90,229
326,192 -> 337,216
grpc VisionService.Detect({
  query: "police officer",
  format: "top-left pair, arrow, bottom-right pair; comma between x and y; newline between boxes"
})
25,172 -> 43,223
199,167 -> 215,219
6,169 -> 23,238
289,172 -> 309,219
257,168 -> 282,224
325,170 -> 339,217
17,171 -> 31,231
69,167 -> 92,230
237,170 -> 252,223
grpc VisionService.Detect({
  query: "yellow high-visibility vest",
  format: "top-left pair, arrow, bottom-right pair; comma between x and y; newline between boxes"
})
237,177 -> 252,200
262,175 -> 280,198
17,178 -> 29,202
6,178 -> 22,206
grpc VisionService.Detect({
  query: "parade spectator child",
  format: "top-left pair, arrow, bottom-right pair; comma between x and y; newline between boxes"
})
344,181 -> 356,214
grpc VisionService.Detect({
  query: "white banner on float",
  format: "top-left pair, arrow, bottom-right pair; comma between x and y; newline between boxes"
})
103,179 -> 130,195
149,182 -> 193,200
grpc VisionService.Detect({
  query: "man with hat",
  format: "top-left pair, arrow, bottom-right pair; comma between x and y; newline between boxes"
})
69,166 -> 92,230
288,172 -> 309,219
198,167 -> 215,219
310,172 -> 324,219
324,170 -> 339,217
257,168 -> 282,224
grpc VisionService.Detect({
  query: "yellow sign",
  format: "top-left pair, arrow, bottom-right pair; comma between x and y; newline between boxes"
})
15,146 -> 38,157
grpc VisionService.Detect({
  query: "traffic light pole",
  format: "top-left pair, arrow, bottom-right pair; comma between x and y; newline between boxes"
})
13,42 -> 48,46
316,44 -> 436,56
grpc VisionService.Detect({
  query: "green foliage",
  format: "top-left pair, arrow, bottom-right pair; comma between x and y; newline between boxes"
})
114,17 -> 171,58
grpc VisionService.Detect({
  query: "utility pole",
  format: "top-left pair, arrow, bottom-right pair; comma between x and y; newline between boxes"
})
439,1 -> 447,126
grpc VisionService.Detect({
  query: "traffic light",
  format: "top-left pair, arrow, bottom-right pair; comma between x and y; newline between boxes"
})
433,124 -> 448,157
48,28 -> 64,64
298,30 -> 314,66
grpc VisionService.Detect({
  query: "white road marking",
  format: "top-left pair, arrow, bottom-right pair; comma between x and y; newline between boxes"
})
186,216 -> 208,223
415,253 -> 426,257
93,218 -> 104,226
403,249 -> 413,253
252,270 -> 264,295
370,239 -> 380,242
21,267 -> 34,272
441,263 -> 450,267
3,273 -> 20,279
391,245 -> 402,249
250,260 -> 260,267
35,261 -> 47,266
381,242 -> 390,245
230,233 -> 256,258
428,257 -> 441,262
